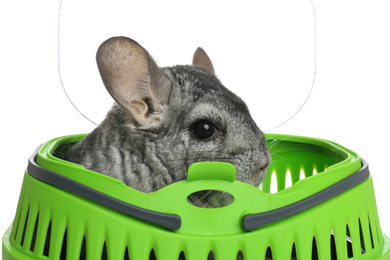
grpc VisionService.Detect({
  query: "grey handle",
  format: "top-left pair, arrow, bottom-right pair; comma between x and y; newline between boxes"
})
242,159 -> 370,231
27,149 -> 182,231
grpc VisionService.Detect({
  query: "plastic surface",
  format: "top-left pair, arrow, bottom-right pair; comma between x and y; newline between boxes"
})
3,133 -> 390,259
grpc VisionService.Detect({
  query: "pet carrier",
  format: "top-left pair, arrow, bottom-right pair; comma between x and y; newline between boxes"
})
2,133 -> 390,259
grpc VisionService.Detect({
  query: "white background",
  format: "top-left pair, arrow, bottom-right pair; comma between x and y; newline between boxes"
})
1,0 -> 389,246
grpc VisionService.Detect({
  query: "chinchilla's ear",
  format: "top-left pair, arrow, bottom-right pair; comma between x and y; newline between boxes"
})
192,47 -> 215,75
96,36 -> 171,126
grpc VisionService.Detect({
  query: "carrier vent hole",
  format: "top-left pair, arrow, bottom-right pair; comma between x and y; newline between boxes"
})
299,169 -> 306,180
312,236 -> 319,260
270,172 -> 278,193
265,247 -> 272,259
208,251 -> 215,259
80,236 -> 86,260
13,222 -> 18,240
43,221 -> 52,257
237,250 -> 244,259
13,203 -> 23,240
358,218 -> 366,253
60,229 -> 67,260
313,168 -> 318,175
285,170 -> 293,189
124,246 -> 130,260
20,207 -> 30,247
149,249 -> 157,260
346,225 -> 353,258
178,251 -> 185,260
330,231 -> 337,260
187,190 -> 234,208
30,213 -> 39,252
368,214 -> 375,249
101,241 -> 108,260
291,243 -> 297,259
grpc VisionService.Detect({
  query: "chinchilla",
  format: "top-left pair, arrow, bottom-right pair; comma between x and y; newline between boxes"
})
63,36 -> 271,209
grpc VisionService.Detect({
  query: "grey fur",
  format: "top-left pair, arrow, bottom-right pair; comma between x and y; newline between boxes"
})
64,37 -> 271,208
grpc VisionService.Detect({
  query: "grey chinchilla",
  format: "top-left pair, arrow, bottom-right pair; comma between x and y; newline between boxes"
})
63,36 -> 271,208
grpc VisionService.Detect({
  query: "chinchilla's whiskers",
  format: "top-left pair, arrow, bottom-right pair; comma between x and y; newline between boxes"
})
205,190 -> 231,208
267,135 -> 292,145
195,190 -> 219,208
197,190 -> 214,200
266,136 -> 293,150
269,153 -> 290,162
267,136 -> 293,166
268,153 -> 295,170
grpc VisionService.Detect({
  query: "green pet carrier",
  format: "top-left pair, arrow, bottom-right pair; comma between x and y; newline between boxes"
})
2,133 -> 390,259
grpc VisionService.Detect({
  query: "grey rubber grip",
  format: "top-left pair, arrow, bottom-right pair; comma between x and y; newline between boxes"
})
242,159 -> 370,231
27,149 -> 182,231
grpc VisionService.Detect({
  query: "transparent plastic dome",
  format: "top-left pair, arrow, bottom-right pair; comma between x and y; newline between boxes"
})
58,0 -> 316,130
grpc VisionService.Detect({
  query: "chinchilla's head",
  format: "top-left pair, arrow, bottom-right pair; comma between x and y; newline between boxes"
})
96,37 -> 271,194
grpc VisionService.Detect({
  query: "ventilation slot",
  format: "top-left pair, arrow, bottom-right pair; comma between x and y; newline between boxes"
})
43,221 -> 52,257
12,197 -> 24,240
237,250 -> 244,259
368,215 -> 375,249
124,246 -> 130,260
80,236 -> 86,260
270,171 -> 278,193
60,229 -> 67,260
285,170 -> 293,189
101,241 -> 108,260
20,207 -> 30,247
291,243 -> 297,259
330,231 -> 337,260
299,169 -> 306,180
358,218 -> 366,253
312,236 -> 318,260
265,247 -> 272,259
178,251 -> 185,260
346,225 -> 353,258
149,249 -> 157,260
30,213 -> 40,252
13,220 -> 19,240
208,251 -> 215,259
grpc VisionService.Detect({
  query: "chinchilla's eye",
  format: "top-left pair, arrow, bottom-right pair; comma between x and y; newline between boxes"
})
193,120 -> 217,139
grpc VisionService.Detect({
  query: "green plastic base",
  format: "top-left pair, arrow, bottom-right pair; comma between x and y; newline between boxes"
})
3,225 -> 37,260
4,225 -> 390,259
3,134 -> 390,259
